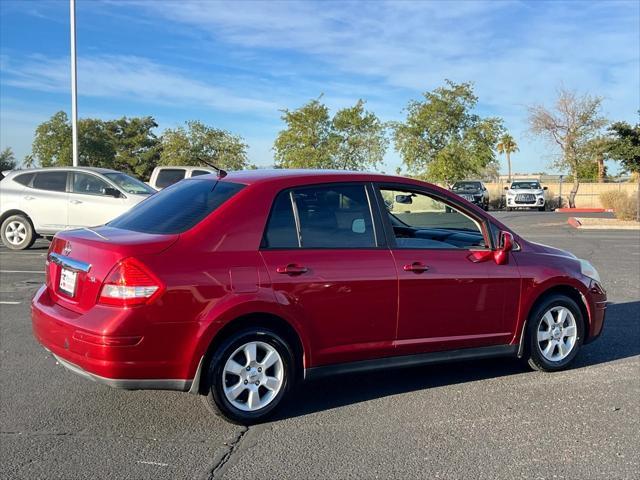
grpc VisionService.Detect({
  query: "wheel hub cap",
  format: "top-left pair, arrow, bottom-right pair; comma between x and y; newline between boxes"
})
537,306 -> 578,362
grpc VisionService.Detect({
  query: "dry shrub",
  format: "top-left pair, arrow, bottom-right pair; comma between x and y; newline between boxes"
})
614,195 -> 638,221
599,190 -> 627,210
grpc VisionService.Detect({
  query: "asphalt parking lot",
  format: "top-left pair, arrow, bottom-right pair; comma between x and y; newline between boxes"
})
1,211 -> 638,480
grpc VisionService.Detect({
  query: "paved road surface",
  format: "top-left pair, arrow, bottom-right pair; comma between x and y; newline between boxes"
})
1,212 -> 638,479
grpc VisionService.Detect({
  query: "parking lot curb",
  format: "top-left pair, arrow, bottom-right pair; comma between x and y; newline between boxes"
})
556,208 -> 613,213
567,217 -> 582,228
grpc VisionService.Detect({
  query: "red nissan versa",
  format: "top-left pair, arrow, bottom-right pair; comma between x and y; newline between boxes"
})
32,170 -> 606,424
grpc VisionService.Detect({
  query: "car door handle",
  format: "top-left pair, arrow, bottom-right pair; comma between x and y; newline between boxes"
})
69,199 -> 82,204
23,196 -> 35,201
403,262 -> 429,273
276,264 -> 308,275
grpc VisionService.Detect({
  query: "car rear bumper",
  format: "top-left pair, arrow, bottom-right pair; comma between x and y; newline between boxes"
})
31,285 -> 201,392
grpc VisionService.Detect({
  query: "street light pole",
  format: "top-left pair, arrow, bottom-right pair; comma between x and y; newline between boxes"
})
70,0 -> 79,167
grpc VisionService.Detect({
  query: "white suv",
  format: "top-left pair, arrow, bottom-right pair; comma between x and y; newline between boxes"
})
504,180 -> 548,211
0,167 -> 156,249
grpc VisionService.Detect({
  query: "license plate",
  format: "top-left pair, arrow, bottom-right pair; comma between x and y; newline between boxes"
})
59,268 -> 78,297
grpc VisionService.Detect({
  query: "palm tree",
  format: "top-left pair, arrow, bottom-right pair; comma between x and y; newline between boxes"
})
496,133 -> 519,183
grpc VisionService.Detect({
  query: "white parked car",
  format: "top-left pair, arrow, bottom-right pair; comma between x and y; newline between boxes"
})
504,180 -> 548,211
0,167 -> 156,249
148,166 -> 216,190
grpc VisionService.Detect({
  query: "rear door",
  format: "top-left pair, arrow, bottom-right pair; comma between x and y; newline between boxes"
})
375,184 -> 517,355
260,183 -> 398,367
68,172 -> 128,227
26,171 -> 69,232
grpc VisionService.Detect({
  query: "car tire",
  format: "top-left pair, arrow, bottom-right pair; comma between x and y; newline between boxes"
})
526,294 -> 585,372
201,327 -> 295,425
1,214 -> 36,250
538,206 -> 546,212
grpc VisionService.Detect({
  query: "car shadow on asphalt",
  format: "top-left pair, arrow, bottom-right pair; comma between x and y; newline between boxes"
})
273,300 -> 640,422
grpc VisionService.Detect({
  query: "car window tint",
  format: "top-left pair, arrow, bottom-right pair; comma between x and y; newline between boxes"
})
109,179 -> 244,234
13,173 -> 34,186
32,171 -> 67,192
293,185 -> 376,248
262,191 -> 299,248
71,172 -> 111,196
191,170 -> 211,177
156,169 -> 186,188
380,187 -> 484,249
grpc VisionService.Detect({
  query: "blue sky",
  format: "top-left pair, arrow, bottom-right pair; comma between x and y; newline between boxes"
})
1,0 -> 638,176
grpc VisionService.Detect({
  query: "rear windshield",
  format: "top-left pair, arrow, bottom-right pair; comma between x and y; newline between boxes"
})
109,179 -> 244,234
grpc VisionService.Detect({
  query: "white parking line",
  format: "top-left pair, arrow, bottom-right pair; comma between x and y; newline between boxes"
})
0,270 -> 45,274
0,301 -> 21,305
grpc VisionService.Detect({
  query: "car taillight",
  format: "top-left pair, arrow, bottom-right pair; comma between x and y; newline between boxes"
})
98,258 -> 163,307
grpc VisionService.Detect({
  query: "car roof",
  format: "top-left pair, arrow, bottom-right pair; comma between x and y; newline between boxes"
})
214,169 -> 421,187
5,166 -> 120,176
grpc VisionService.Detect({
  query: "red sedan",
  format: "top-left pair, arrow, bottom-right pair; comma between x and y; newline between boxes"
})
32,170 -> 606,424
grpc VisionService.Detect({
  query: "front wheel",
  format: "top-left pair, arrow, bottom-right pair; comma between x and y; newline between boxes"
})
201,328 -> 295,424
1,214 -> 36,250
526,295 -> 584,372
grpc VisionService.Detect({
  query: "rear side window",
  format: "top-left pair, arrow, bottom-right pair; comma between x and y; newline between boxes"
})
262,191 -> 299,248
191,170 -> 211,177
156,169 -> 186,188
32,171 -> 67,192
109,179 -> 244,234
263,184 -> 376,249
13,173 -> 34,186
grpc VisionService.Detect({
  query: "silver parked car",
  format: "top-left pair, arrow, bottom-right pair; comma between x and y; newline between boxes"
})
0,167 -> 156,249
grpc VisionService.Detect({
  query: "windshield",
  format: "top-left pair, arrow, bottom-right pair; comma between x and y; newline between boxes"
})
452,182 -> 481,191
104,172 -> 156,195
511,181 -> 541,190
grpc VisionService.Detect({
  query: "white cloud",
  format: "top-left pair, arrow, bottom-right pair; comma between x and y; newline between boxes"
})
1,54 -> 279,114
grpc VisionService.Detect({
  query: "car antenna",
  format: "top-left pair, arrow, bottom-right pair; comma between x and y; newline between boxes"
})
196,157 -> 227,178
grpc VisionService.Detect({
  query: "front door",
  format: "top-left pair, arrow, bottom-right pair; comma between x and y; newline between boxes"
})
68,172 -> 127,228
376,185 -> 516,355
260,183 -> 398,367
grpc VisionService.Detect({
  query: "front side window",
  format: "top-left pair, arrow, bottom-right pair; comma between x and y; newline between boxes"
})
263,184 -> 376,249
32,171 -> 67,192
380,187 -> 485,249
109,179 -> 244,234
72,172 -> 111,196
156,169 -> 186,188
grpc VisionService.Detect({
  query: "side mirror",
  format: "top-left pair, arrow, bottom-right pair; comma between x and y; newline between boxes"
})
543,186 -> 548,190
503,186 -> 509,191
395,194 -> 413,204
104,187 -> 122,198
494,231 -> 514,265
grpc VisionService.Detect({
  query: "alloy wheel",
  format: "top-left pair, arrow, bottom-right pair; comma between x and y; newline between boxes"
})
536,306 -> 578,362
222,341 -> 284,412
5,221 -> 27,246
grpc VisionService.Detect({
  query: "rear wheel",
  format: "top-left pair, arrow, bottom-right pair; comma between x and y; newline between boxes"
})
1,214 -> 35,250
201,328 -> 294,424
526,295 -> 584,372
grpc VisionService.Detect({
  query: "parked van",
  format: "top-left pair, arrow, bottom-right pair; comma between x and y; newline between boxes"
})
148,166 -> 216,190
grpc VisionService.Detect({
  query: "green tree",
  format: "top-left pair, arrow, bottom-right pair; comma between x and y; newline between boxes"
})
496,133 -> 518,182
607,120 -> 640,220
106,117 -> 160,179
331,100 -> 387,170
393,80 -> 503,183
159,121 -> 249,170
31,111 -> 73,167
0,147 -> 17,171
528,88 -> 607,208
274,99 -> 337,169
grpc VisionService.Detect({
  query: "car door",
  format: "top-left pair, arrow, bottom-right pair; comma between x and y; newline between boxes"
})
25,171 -> 69,232
375,184 -> 519,355
68,172 -> 129,228
260,183 -> 398,367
